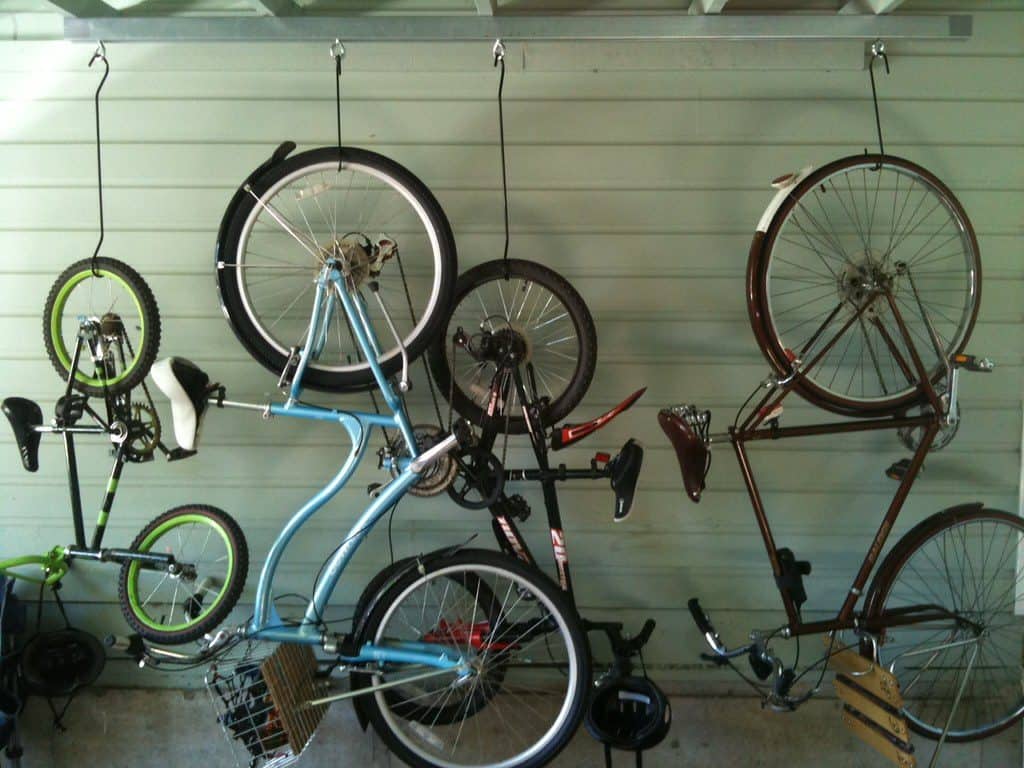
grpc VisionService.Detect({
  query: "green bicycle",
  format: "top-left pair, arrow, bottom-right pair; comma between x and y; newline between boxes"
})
2,259 -> 246,645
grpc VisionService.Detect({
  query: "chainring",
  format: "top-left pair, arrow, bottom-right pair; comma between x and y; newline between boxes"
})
448,448 -> 505,510
897,393 -> 960,453
126,402 -> 161,461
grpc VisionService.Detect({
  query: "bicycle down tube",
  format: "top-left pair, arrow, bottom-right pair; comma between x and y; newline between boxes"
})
238,262 -> 461,672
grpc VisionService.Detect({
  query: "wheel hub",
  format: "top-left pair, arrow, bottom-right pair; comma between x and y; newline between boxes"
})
838,251 -> 896,319
332,234 -> 373,287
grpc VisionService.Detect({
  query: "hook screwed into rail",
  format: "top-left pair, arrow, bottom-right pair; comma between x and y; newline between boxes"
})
331,39 -> 345,171
88,40 -> 110,277
492,39 -> 510,279
867,39 -> 890,167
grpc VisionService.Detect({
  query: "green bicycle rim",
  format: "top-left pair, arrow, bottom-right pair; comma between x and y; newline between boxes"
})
49,268 -> 146,389
126,514 -> 235,633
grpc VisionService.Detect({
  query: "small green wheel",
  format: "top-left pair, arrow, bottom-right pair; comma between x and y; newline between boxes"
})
118,505 -> 247,645
43,257 -> 161,396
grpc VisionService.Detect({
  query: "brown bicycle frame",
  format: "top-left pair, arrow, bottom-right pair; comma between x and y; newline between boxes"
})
729,289 -> 958,637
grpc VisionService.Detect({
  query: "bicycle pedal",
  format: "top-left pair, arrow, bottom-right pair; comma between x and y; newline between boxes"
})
885,458 -> 915,481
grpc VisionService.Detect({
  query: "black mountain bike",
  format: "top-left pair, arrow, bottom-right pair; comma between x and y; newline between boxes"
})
417,258 -> 653,653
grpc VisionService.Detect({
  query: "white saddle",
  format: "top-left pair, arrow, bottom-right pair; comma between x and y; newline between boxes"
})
151,357 -> 210,452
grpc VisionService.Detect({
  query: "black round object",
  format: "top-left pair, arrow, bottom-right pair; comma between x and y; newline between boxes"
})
428,259 -> 598,435
19,629 -> 105,697
585,675 -> 671,753
216,146 -> 457,393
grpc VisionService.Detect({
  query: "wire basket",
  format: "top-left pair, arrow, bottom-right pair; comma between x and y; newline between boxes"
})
206,643 -> 330,768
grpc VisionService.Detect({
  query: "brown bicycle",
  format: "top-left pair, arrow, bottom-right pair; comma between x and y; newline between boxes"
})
659,154 -> 1020,757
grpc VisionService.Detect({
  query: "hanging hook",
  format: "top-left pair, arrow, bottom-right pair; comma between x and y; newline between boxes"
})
867,39 -> 890,169
331,39 -> 345,170
492,39 -> 510,279
89,40 -> 107,69
88,41 -> 110,277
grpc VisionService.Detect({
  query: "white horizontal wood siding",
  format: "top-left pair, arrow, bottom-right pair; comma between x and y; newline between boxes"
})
0,2 -> 1020,688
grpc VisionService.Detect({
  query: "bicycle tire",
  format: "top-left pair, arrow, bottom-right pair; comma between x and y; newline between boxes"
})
351,556 -> 506,727
43,257 -> 161,397
427,259 -> 597,434
118,505 -> 248,645
358,548 -> 590,768
217,146 -> 457,393
862,505 -> 1024,742
749,155 -> 981,417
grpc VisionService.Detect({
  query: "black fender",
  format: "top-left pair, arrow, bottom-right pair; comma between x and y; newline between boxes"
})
862,501 -> 985,618
213,140 -> 297,307
348,543 -> 469,731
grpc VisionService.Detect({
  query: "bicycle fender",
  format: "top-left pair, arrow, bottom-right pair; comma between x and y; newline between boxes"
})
862,501 -> 985,617
213,140 -> 297,277
755,166 -> 814,233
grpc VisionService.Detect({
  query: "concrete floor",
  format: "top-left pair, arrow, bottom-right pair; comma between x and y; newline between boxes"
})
5,688 -> 1020,768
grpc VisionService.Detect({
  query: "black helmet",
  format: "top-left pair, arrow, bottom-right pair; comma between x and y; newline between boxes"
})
20,629 -> 105,698
585,674 -> 671,764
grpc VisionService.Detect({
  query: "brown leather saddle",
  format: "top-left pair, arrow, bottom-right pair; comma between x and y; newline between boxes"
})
658,406 -> 711,503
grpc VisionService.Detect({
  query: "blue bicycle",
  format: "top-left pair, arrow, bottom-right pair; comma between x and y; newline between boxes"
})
131,143 -> 591,768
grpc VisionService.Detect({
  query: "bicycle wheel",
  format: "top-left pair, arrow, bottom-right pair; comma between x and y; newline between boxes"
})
863,506 -> 1024,741
359,548 -> 589,768
750,155 -> 980,417
118,505 -> 248,645
43,257 -> 161,397
427,259 -> 597,434
217,146 -> 457,392
352,556 -> 506,727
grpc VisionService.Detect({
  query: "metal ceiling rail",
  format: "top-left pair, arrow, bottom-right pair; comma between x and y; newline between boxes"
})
63,14 -> 972,43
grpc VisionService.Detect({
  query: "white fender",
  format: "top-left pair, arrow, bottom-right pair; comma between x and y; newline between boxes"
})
755,166 -> 815,233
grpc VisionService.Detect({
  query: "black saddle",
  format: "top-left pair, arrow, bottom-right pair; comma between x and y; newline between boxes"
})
3,397 -> 42,472
609,439 -> 644,522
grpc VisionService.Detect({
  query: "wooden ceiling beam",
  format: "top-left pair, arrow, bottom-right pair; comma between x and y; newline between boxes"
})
45,0 -> 117,16
688,0 -> 729,15
839,0 -> 907,14
251,0 -> 300,16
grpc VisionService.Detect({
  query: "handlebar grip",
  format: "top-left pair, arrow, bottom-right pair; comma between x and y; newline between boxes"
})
688,598 -> 715,637
635,618 -> 656,648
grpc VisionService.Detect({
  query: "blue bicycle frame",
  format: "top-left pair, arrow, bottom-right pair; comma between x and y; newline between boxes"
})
240,261 -> 464,674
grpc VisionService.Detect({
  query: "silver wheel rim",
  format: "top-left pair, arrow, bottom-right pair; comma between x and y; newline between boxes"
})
233,159 -> 444,375
765,161 -> 978,406
877,517 -> 1024,739
372,563 -> 579,768
445,274 -> 582,419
